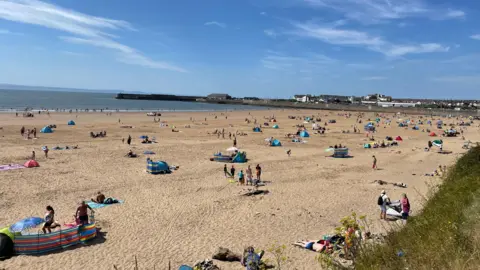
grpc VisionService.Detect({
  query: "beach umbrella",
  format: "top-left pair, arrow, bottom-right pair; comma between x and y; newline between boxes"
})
227,147 -> 239,152
9,217 -> 44,232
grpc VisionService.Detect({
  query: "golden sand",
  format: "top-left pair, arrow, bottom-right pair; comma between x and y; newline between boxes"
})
0,110 -> 476,269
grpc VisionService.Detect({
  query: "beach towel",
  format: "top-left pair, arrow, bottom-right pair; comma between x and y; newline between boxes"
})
179,266 -> 193,270
87,199 -> 123,209
0,164 -> 25,171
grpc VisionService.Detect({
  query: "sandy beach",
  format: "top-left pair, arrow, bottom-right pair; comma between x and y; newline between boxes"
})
0,109 -> 477,269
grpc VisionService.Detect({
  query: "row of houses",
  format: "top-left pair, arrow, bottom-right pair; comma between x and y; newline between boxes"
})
293,93 -> 393,103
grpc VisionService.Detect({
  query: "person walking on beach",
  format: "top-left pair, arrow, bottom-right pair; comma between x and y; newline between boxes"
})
401,193 -> 410,223
287,149 -> 291,157
378,190 -> 390,220
20,126 -> 25,136
31,150 -> 35,160
428,140 -> 433,151
42,146 -> 49,159
33,128 -> 37,139
246,165 -> 253,185
230,165 -> 235,179
224,164 -> 228,177
255,164 -> 262,181
233,136 -> 237,147
76,201 -> 94,225
372,155 -> 377,170
127,135 -> 131,145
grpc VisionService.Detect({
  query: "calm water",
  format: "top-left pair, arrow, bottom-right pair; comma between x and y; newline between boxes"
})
0,90 -> 264,112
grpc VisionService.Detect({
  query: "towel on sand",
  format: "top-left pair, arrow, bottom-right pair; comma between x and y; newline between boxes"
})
87,199 -> 124,209
0,164 -> 25,171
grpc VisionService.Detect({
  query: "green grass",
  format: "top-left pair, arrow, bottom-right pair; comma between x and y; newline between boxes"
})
354,145 -> 480,270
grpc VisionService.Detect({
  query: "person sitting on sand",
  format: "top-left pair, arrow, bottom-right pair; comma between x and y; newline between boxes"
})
241,246 -> 264,270
91,192 -> 106,204
76,201 -> 94,225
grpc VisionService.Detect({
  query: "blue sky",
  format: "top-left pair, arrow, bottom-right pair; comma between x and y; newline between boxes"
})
0,0 -> 479,99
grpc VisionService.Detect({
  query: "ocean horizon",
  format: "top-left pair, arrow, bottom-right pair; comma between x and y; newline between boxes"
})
0,89 -> 265,112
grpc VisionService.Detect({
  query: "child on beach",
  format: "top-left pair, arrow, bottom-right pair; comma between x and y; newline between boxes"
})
255,164 -> 262,181
224,164 -> 228,177
42,146 -> 49,158
372,155 -> 377,170
230,165 -> 235,179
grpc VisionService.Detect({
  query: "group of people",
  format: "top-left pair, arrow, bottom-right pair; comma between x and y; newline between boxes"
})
378,190 -> 410,223
20,126 -> 37,140
224,164 -> 262,186
41,192 -> 118,234
90,131 -> 107,138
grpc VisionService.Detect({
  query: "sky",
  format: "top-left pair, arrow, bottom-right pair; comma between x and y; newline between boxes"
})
0,0 -> 479,99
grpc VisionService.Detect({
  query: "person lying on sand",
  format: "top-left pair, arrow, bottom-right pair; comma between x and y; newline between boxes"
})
292,240 -> 331,252
126,150 -> 137,158
91,192 -> 106,204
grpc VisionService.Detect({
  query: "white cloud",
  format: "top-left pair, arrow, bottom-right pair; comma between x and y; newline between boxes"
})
362,76 -> 386,81
290,22 -> 449,57
0,28 -> 23,35
264,29 -> 277,38
470,34 -> 480,41
304,0 -> 464,24
0,0 -> 185,72
384,43 -> 450,57
61,50 -> 85,56
445,9 -> 465,18
204,21 -> 227,28
262,51 -> 336,71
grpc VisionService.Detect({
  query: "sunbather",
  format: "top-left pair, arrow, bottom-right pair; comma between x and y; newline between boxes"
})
293,240 -> 330,252
91,191 -> 106,204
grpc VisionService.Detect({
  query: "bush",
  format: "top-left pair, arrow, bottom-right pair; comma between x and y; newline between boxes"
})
355,146 -> 480,270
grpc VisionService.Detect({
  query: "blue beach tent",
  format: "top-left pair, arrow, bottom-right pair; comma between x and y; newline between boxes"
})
147,160 -> 171,174
271,139 -> 282,146
40,126 -> 53,133
253,127 -> 261,132
67,120 -> 75,126
299,131 -> 310,138
272,124 -> 279,129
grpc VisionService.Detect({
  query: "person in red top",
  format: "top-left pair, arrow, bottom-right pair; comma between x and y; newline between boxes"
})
401,193 -> 410,222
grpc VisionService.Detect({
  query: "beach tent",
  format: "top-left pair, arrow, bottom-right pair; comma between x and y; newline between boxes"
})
40,126 -> 53,133
147,160 -> 171,174
67,120 -> 75,126
433,140 -> 443,147
24,160 -> 39,168
271,139 -> 282,146
272,124 -> 279,129
429,132 -> 437,137
398,123 -> 405,127
395,136 -> 403,141
375,118 -> 381,122
333,148 -> 349,158
253,127 -> 261,132
232,152 -> 247,163
305,117 -> 311,121
412,126 -> 419,130
299,131 -> 310,138
364,123 -> 375,132
139,135 -> 148,139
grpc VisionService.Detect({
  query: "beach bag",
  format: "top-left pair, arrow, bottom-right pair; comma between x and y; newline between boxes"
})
377,196 -> 383,205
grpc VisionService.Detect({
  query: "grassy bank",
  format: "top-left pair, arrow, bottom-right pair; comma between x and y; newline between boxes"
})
354,145 -> 480,270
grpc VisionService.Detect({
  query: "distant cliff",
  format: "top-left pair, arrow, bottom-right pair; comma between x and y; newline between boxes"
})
115,93 -> 204,101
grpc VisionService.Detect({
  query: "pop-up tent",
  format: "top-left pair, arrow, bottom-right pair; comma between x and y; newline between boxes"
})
299,131 -> 310,138
253,127 -> 261,132
147,160 -> 171,174
40,126 -> 53,133
395,136 -> 403,141
67,120 -> 75,126
271,139 -> 282,146
429,132 -> 437,137
272,124 -> 279,129
24,160 -> 39,168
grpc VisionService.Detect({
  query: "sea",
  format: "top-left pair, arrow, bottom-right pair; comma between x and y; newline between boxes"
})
0,90 -> 265,112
